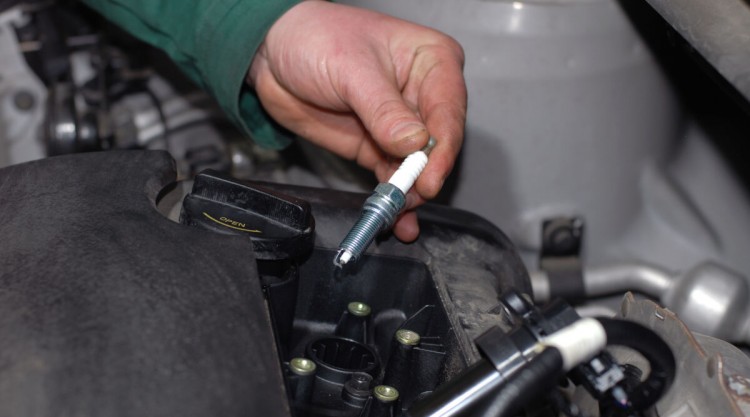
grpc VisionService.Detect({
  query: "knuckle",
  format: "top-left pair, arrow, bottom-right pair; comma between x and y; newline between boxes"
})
370,99 -> 414,131
441,35 -> 465,62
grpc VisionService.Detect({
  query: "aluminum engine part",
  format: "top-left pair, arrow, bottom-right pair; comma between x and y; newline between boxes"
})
0,7 -> 46,167
614,293 -> 750,417
108,77 -> 231,180
336,0 -> 750,282
532,261 -> 750,344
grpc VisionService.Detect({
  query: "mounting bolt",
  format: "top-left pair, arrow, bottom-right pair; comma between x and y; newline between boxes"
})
289,358 -> 316,376
373,385 -> 399,402
348,301 -> 372,317
13,90 -> 35,111
395,329 -> 421,346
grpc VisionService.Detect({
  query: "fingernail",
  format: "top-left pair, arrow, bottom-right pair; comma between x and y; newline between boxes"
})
391,122 -> 426,143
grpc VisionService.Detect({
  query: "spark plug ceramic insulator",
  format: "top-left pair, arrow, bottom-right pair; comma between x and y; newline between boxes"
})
334,138 -> 436,268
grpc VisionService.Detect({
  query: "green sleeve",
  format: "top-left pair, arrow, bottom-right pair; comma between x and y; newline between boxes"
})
81,0 -> 301,149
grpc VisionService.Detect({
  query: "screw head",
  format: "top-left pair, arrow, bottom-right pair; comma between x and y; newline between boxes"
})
13,90 -> 35,111
348,301 -> 371,317
346,372 -> 373,392
395,329 -> 421,346
289,357 -> 316,376
373,385 -> 399,402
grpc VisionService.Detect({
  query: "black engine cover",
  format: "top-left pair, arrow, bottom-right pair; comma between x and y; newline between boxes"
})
0,151 -> 288,417
0,150 -> 530,416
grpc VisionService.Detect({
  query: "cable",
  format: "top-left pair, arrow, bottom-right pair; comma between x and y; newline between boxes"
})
482,347 -> 565,417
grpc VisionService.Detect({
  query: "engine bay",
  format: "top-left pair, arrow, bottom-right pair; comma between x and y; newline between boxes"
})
1,1 -> 750,416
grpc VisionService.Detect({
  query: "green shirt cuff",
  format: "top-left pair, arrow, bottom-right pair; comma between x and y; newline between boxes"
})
196,0 -> 300,149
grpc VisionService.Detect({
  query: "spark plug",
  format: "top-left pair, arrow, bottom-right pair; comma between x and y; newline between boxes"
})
334,138 -> 436,268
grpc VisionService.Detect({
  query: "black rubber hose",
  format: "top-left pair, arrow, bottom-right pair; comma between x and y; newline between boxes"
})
596,318 -> 676,410
482,346 -> 565,417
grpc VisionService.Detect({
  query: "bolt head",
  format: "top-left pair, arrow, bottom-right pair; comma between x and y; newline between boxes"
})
373,385 -> 399,402
348,301 -> 372,317
395,329 -> 421,346
289,357 -> 316,376
13,90 -> 35,111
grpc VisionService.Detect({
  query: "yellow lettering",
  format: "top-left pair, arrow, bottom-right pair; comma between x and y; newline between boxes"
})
218,216 -> 246,228
203,212 -> 261,234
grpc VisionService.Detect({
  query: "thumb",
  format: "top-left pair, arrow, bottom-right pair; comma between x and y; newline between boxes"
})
342,69 -> 429,157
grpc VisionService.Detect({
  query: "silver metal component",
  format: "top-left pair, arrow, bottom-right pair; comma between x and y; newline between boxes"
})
0,7 -> 47,168
373,385 -> 399,403
334,138 -> 436,268
347,301 -> 372,317
13,90 -> 35,111
529,270 -> 551,303
643,0 -> 750,103
533,261 -> 750,344
46,82 -> 100,155
395,329 -> 421,346
422,136 -> 437,155
339,0 -> 750,288
663,263 -> 750,343
289,357 -> 316,376
612,294 -> 750,417
531,263 -> 672,303
109,77 -> 230,179
584,263 -> 673,299
334,183 -> 405,267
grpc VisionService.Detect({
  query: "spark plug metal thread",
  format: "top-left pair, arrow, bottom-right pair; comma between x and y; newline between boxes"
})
335,138 -> 436,268
335,184 -> 404,267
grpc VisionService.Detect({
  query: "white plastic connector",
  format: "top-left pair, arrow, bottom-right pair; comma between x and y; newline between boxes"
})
388,151 -> 429,195
539,318 -> 607,371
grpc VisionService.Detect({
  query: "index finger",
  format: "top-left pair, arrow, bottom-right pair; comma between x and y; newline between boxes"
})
406,39 -> 467,200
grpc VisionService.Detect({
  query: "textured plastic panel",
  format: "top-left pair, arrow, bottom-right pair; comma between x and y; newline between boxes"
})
0,151 -> 289,417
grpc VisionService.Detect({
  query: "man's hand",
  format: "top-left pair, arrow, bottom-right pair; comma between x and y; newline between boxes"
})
248,0 -> 466,242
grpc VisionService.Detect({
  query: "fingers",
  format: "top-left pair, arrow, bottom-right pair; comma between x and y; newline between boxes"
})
254,66 -> 392,172
405,41 -> 467,200
253,0 -> 466,217
393,210 -> 420,242
338,62 -> 430,159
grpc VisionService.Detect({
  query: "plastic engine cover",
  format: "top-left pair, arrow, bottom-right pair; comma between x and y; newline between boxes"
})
0,150 -> 530,416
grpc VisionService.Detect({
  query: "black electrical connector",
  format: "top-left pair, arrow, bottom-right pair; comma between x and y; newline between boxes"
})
405,290 -> 676,417
595,318 -> 676,411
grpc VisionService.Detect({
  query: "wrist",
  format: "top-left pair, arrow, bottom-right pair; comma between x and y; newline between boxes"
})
246,0 -> 323,88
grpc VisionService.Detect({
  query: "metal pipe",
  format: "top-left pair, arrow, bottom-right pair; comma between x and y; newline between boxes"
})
532,261 -> 750,344
531,262 -> 672,303
584,263 -> 672,299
